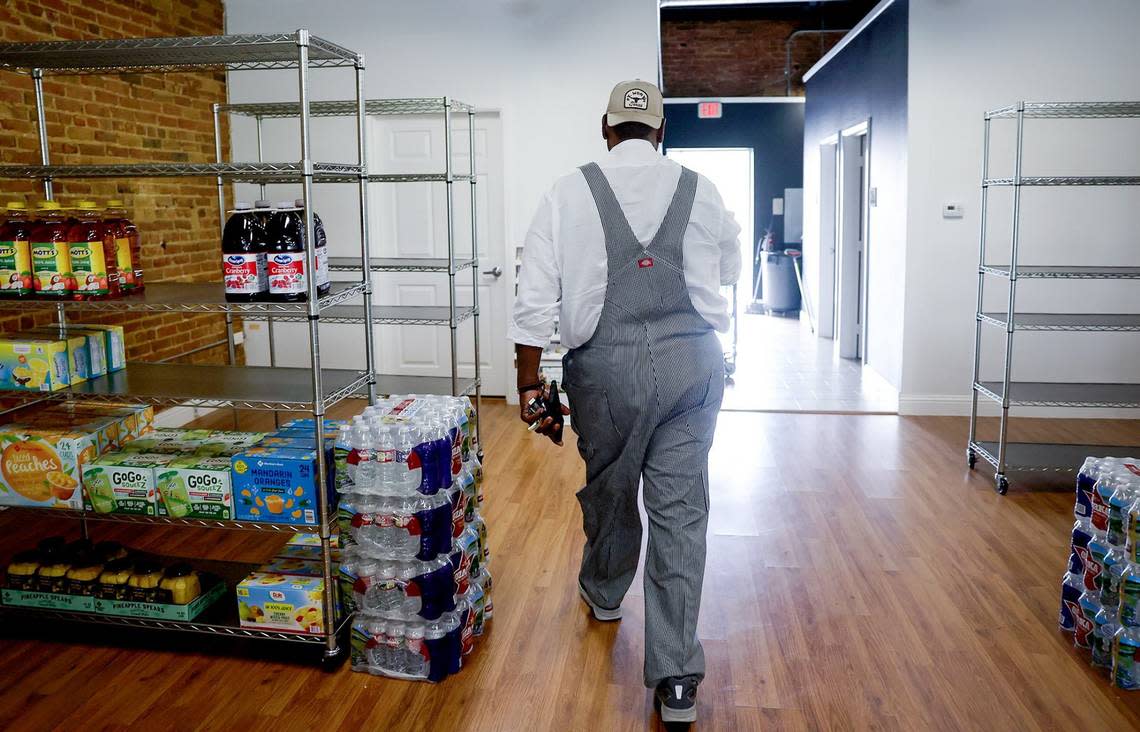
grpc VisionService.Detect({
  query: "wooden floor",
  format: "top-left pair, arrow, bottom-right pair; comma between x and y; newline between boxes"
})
1,402 -> 1140,731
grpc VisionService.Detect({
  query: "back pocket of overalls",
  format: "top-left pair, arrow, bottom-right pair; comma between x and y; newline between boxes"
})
684,368 -> 724,441
565,386 -> 624,462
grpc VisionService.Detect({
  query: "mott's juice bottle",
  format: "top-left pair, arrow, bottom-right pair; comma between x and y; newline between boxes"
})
104,200 -> 142,292
67,201 -> 120,300
31,201 -> 74,298
0,202 -> 34,298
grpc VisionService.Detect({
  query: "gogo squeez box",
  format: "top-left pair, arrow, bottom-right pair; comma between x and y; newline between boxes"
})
233,446 -> 334,526
156,455 -> 233,520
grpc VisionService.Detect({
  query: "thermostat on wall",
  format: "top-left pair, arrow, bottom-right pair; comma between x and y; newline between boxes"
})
943,202 -> 964,219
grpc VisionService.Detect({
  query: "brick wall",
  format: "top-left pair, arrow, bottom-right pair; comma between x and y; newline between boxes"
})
0,0 -> 234,365
661,3 -> 877,98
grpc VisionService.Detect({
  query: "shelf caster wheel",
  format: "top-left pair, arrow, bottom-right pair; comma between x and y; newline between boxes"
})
967,449 -> 977,470
995,475 -> 1009,495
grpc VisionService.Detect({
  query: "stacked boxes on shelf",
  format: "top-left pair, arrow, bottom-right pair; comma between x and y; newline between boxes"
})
333,395 -> 490,682
1060,456 -> 1140,690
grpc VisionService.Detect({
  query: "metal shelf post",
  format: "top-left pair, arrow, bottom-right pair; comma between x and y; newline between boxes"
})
468,109 -> 483,455
355,57 -> 378,405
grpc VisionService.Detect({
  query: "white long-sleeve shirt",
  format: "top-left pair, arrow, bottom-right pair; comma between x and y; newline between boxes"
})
510,139 -> 742,349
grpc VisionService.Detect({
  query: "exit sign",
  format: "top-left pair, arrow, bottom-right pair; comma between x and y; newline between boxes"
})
698,101 -> 722,119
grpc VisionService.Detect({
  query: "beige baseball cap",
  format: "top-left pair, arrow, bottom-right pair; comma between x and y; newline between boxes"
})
606,80 -> 664,129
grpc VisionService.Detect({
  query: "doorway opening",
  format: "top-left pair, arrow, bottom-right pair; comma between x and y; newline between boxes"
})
837,121 -> 870,363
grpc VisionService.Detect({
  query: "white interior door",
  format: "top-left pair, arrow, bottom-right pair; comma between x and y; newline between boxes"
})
837,128 -> 866,360
817,140 -> 838,339
366,112 -> 508,395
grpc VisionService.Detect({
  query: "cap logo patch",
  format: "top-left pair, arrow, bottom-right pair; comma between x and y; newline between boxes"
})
624,88 -> 649,111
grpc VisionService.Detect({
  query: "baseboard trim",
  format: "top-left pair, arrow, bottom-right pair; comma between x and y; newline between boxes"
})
155,406 -> 220,428
899,394 -> 1140,419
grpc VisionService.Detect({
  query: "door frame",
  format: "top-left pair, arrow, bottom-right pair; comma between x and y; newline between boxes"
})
836,119 -> 871,363
817,134 -> 838,339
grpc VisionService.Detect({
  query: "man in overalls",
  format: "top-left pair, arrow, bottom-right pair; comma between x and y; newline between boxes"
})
510,80 -> 741,728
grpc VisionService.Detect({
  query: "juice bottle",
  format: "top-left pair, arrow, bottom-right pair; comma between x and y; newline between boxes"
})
0,202 -> 34,298
222,201 -> 268,303
30,201 -> 74,299
266,200 -> 307,302
104,199 -> 142,293
67,200 -> 121,300
294,198 -> 331,298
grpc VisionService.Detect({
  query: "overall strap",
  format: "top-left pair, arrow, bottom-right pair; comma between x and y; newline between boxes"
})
579,163 -> 643,269
648,167 -> 699,268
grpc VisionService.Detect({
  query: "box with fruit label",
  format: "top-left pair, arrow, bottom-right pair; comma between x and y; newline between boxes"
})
69,324 -> 125,373
0,338 -> 74,392
0,428 -> 96,509
82,452 -> 174,516
237,572 -> 327,634
232,446 -> 331,526
155,455 -> 233,520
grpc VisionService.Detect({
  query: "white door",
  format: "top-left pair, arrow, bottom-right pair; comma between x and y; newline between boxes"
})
837,128 -> 867,361
366,112 -> 508,396
817,140 -> 838,339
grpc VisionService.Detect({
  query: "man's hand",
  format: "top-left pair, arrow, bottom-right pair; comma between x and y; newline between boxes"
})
519,385 -> 571,446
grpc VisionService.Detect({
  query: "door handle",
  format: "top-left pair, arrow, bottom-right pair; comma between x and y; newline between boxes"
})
482,266 -> 503,279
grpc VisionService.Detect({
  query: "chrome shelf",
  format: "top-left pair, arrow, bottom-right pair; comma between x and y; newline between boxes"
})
47,362 -> 368,411
974,381 -> 1140,408
0,281 -> 364,314
969,441 -> 1139,474
980,265 -> 1140,280
0,32 -> 359,75
979,312 -> 1140,331
374,374 -> 479,397
368,173 -> 474,183
987,102 -> 1140,119
0,162 -> 361,183
3,506 -> 337,534
328,256 -> 475,273
219,97 -> 474,118
984,176 -> 1140,187
247,304 -> 476,326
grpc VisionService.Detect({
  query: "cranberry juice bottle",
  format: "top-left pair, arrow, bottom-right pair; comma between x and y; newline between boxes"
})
104,199 -> 142,293
68,200 -> 121,300
222,201 -> 268,303
0,202 -> 34,298
30,201 -> 74,299
294,198 -> 331,298
266,201 -> 308,302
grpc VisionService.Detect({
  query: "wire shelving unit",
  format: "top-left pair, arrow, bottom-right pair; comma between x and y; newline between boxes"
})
214,97 -> 484,415
0,30 -> 376,664
967,100 -> 1140,494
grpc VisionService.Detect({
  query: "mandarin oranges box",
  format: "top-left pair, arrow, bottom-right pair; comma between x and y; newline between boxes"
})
232,446 -> 333,526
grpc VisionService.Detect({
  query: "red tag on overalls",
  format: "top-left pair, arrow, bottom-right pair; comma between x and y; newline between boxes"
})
638,257 -> 654,268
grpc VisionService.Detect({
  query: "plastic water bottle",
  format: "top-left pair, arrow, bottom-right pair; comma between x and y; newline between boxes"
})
457,464 -> 477,525
366,618 -> 389,669
1102,546 -> 1126,609
387,620 -> 407,674
1108,472 -> 1132,548
1121,564 -> 1140,627
353,422 -> 377,493
374,422 -> 398,495
1113,625 -> 1140,690
399,561 -> 423,617
1093,472 -> 1114,539
396,423 -> 422,493
1075,589 -> 1101,650
404,622 -> 428,678
334,423 -> 352,493
1093,605 -> 1120,670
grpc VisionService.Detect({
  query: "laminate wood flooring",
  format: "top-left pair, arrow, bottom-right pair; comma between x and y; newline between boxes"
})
1,402 -> 1138,731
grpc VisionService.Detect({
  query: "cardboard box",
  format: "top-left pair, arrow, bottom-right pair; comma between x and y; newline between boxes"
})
0,338 -> 74,392
1,588 -> 96,613
70,323 -> 125,372
0,428 -> 96,509
155,455 -> 233,520
25,327 -> 107,379
286,532 -> 339,548
274,543 -> 342,562
259,556 -> 324,576
233,446 -> 330,526
82,452 -> 174,516
236,572 -> 327,634
94,579 -> 224,621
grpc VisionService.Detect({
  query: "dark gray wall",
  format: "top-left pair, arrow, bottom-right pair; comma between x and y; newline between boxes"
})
664,101 -> 805,287
803,0 -> 908,386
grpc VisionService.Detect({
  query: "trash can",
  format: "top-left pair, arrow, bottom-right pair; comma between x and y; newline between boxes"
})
760,250 -> 801,313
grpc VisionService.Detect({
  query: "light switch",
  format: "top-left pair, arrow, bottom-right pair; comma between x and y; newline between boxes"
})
943,202 -> 964,218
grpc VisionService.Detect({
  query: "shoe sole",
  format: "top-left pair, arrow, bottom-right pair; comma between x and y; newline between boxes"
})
578,583 -> 622,621
654,694 -> 697,724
